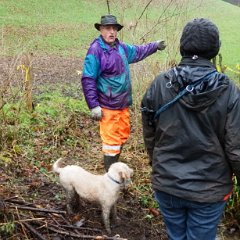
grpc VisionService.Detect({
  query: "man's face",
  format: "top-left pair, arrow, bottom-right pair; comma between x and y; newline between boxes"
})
100,25 -> 118,45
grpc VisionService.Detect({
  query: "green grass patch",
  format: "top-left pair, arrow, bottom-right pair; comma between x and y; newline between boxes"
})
0,84 -> 89,152
1,0 -> 239,72
1,88 -> 88,125
35,89 -> 88,116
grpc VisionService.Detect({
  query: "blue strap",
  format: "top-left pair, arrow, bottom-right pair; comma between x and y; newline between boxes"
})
154,70 -> 216,119
108,174 -> 121,185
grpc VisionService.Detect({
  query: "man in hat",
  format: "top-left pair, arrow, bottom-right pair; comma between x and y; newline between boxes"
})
141,18 -> 240,240
81,15 -> 166,171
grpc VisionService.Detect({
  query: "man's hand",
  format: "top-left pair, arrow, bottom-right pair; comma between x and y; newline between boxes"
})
91,106 -> 103,121
157,40 -> 166,51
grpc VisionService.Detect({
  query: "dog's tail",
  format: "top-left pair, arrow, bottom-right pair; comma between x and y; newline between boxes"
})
52,158 -> 64,174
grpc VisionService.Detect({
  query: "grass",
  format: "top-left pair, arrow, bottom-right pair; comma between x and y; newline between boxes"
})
0,84 -> 89,152
0,0 -> 240,70
0,0 -> 105,56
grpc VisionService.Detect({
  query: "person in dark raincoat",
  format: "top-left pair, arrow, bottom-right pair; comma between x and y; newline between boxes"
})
141,18 -> 240,240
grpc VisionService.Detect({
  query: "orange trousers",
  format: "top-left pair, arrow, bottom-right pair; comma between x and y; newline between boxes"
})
99,108 -> 130,156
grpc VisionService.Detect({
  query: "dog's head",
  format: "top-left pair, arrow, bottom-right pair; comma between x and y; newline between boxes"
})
108,162 -> 133,189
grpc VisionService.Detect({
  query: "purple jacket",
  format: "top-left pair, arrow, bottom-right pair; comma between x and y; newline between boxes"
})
81,36 -> 158,110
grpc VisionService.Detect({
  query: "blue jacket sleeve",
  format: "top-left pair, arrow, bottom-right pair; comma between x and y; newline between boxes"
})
123,42 -> 158,64
81,53 -> 100,109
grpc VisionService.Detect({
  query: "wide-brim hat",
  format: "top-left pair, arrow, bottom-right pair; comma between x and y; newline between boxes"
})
94,15 -> 123,31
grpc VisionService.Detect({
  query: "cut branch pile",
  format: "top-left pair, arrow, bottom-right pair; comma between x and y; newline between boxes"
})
1,196 -> 128,240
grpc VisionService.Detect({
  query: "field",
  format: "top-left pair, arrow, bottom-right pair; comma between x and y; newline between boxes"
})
1,1 -> 240,239
0,0 -> 240,67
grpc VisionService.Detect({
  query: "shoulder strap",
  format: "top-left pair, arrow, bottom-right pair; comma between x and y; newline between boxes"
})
154,70 -> 217,119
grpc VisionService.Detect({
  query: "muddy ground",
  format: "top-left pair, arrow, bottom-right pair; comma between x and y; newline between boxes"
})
0,54 -> 168,240
1,55 -> 240,240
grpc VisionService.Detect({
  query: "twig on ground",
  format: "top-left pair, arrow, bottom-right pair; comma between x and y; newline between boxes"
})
47,225 -> 128,239
52,223 -> 102,232
6,204 -> 66,214
2,196 -> 128,239
23,222 -> 46,240
4,197 -> 36,206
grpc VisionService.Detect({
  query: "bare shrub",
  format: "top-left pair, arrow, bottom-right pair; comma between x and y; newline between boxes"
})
109,0 -> 204,150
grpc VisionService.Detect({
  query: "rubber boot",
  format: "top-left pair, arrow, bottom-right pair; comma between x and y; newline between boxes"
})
104,154 -> 120,171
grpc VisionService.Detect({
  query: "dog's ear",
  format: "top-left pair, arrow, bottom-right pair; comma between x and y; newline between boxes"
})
119,168 -> 133,180
119,171 -> 126,181
119,171 -> 127,189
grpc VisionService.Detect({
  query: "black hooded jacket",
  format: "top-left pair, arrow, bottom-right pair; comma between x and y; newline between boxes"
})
141,57 -> 240,203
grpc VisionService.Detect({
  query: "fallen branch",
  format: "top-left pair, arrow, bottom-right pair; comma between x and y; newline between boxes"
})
53,212 -> 84,236
3,195 -> 19,201
54,223 -> 102,232
47,225 -> 128,239
22,222 -> 46,240
7,204 -> 66,215
3,197 -> 128,239
18,217 -> 45,223
4,198 -> 36,206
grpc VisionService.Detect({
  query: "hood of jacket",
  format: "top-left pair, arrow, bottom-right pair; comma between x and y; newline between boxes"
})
167,57 -> 229,111
93,35 -> 121,52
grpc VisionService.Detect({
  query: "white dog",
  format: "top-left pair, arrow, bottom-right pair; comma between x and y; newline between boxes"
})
52,158 -> 133,233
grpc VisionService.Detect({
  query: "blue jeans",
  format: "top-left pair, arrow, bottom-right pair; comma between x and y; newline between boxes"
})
154,191 -> 226,240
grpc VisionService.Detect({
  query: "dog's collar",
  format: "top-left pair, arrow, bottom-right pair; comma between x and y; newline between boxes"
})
107,174 -> 121,185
